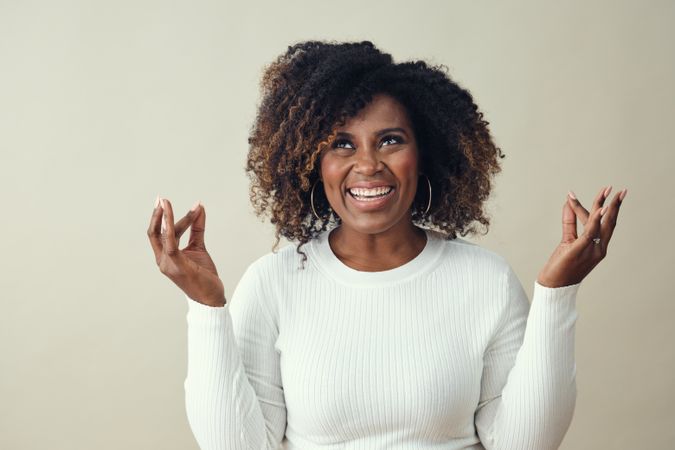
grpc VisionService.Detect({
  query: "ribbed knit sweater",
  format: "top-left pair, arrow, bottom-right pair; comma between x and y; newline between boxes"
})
183,228 -> 581,450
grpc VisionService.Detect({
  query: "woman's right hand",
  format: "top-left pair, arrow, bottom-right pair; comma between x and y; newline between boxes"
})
147,197 -> 226,307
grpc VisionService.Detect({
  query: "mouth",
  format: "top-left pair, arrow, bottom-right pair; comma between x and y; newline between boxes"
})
347,186 -> 395,210
347,186 -> 394,201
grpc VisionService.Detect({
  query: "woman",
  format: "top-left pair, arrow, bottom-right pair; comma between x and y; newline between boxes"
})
147,40 -> 626,450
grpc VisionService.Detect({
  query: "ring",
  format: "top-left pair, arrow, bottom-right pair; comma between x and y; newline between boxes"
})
592,237 -> 601,245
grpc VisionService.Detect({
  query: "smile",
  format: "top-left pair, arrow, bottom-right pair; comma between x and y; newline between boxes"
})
348,186 -> 394,201
345,186 -> 396,211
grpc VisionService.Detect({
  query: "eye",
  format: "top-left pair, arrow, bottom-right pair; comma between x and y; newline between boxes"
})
382,135 -> 403,145
381,135 -> 403,147
331,139 -> 355,151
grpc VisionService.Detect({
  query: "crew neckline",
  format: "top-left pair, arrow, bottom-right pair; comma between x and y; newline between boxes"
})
307,227 -> 445,287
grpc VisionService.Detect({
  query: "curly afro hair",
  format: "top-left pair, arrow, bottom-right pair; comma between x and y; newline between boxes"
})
246,39 -> 505,260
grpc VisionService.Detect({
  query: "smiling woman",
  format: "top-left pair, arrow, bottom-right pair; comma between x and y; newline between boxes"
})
148,39 -> 626,450
245,40 -> 506,263
318,94 -> 427,270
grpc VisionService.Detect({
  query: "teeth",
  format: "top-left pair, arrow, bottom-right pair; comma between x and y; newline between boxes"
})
348,186 -> 393,198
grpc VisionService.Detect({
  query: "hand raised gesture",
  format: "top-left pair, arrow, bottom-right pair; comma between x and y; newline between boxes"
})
536,186 -> 627,288
147,197 -> 226,307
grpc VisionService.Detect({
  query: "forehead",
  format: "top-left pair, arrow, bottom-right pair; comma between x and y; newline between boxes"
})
335,94 -> 412,133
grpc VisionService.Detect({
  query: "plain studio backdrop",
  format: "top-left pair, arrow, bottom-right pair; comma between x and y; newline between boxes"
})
1,1 -> 672,449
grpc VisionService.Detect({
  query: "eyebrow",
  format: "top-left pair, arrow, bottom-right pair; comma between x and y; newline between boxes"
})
335,127 -> 408,138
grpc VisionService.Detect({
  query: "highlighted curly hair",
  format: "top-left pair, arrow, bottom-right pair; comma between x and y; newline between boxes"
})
246,39 -> 505,260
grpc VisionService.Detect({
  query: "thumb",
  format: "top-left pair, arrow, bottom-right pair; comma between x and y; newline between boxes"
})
188,203 -> 206,249
561,198 -> 577,243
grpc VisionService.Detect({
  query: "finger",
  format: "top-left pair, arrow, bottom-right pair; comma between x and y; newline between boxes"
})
566,186 -> 610,225
147,196 -> 164,264
187,203 -> 206,249
161,198 -> 180,256
599,188 -> 627,249
561,198 -> 578,243
567,191 -> 590,225
575,204 -> 604,252
591,185 -> 611,214
174,200 -> 202,240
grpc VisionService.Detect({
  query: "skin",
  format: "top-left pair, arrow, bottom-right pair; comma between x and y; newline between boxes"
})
537,185 -> 627,287
147,94 -> 627,305
147,199 -> 226,306
318,93 -> 427,271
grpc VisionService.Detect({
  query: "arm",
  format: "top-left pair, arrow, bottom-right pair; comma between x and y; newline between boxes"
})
475,265 -> 580,450
184,262 -> 286,450
474,186 -> 625,449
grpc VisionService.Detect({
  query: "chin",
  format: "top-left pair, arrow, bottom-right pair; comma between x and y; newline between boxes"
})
339,212 -> 412,236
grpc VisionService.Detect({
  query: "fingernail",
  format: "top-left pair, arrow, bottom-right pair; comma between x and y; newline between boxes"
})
161,215 -> 166,233
600,206 -> 608,216
568,190 -> 577,200
154,195 -> 160,209
190,200 -> 201,212
619,188 -> 628,201
604,185 -> 612,198
160,198 -> 166,209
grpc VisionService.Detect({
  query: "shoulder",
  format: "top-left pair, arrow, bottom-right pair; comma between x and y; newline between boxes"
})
247,241 -> 307,274
430,234 -> 525,318
432,231 -> 511,274
230,243 -> 305,326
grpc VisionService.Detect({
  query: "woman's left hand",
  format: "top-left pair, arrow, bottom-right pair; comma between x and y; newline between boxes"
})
536,186 -> 627,288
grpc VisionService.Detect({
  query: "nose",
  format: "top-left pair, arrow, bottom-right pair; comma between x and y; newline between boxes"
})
354,147 -> 383,176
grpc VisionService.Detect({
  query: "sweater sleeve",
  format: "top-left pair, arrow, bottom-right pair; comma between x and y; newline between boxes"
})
474,264 -> 580,450
183,261 -> 286,450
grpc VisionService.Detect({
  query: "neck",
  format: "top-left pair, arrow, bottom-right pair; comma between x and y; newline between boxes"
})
328,218 -> 427,272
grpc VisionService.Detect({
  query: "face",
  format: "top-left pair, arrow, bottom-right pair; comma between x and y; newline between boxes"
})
319,93 -> 420,235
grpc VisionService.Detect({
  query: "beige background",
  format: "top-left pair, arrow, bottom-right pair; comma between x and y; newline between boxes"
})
1,0 -> 672,448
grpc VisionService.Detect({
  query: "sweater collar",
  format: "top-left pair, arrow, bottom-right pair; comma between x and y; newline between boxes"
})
307,227 -> 445,287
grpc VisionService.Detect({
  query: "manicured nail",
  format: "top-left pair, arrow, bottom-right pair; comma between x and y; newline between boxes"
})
160,198 -> 166,209
600,206 -> 608,216
568,190 -> 577,200
619,188 -> 628,201
154,195 -> 160,209
604,185 -> 612,198
190,200 -> 201,212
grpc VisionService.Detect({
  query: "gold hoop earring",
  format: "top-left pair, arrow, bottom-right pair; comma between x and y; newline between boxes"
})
310,179 -> 322,220
421,174 -> 432,215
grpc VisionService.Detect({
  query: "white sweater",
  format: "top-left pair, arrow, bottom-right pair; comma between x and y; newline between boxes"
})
183,228 -> 580,450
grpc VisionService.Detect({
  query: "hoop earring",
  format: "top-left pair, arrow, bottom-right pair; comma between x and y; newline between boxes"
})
310,179 -> 322,220
421,174 -> 432,215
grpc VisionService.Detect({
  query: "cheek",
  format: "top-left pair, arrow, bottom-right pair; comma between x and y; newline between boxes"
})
391,149 -> 419,182
319,156 -> 347,196
400,155 -> 418,174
